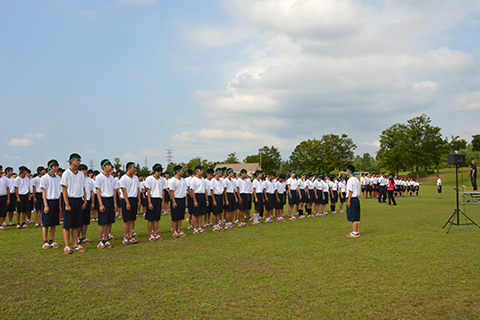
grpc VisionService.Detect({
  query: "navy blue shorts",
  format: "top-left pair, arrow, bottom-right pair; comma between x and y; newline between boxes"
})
340,192 -> 346,203
16,194 -> 30,213
0,195 -> 8,217
83,200 -> 91,225
265,193 -> 275,211
346,197 -> 360,222
314,191 -> 322,204
7,194 -> 16,212
275,194 -> 284,210
191,193 -> 207,216
322,192 -> 329,205
238,194 -> 248,210
331,191 -> 338,203
42,199 -> 60,227
307,190 -> 315,203
170,197 -> 186,221
62,197 -> 83,229
121,197 -> 138,222
299,189 -> 306,203
288,190 -> 298,205
164,191 -> 170,202
254,193 -> 264,211
247,194 -> 253,210
145,197 -> 162,221
206,196 -> 212,214
98,197 -> 115,225
34,193 -> 43,211
438,186 -> 442,193
212,194 -> 223,215
141,192 -> 148,207
226,193 -> 237,212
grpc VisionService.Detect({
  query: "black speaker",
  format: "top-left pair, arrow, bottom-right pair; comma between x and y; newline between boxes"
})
447,154 -> 466,165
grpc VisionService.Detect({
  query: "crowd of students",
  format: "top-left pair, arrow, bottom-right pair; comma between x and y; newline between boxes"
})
360,173 -> 420,199
0,154 -> 363,254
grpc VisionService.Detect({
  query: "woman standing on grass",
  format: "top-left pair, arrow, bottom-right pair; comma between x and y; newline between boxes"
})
387,176 -> 396,206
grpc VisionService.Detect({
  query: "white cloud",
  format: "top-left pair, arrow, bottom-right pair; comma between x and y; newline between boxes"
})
183,25 -> 251,48
454,91 -> 480,111
2,154 -> 21,160
119,0 -> 156,5
24,133 -> 44,139
365,140 -> 381,147
467,19 -> 479,26
6,138 -> 33,147
413,80 -> 439,94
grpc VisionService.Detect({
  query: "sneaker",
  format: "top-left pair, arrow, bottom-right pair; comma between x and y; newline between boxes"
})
105,241 -> 113,248
235,219 -> 239,224
50,242 -> 60,248
108,234 -> 116,241
83,238 -> 92,244
149,234 -> 157,241
91,218 -> 96,222
299,216 -> 306,219
16,224 -> 21,229
178,231 -> 187,237
122,238 -> 130,245
253,221 -> 262,225
22,224 -> 29,229
155,234 -> 164,240
42,242 -> 51,249
346,232 -> 360,238
64,246 -> 72,254
97,242 -> 106,249
0,226 -> 4,231
129,238 -> 138,244
27,219 -> 33,224
193,229 -> 200,235
187,225 -> 194,230
172,232 -> 179,238
132,231 -> 139,238
213,227 -> 220,232
73,245 -> 86,252
200,229 -> 207,233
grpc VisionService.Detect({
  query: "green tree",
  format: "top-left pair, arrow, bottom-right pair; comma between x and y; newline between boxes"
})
289,139 -> 323,172
449,135 -> 467,152
472,134 -> 480,152
224,152 -> 240,164
244,146 -> 282,173
378,123 -> 409,176
113,157 -> 122,172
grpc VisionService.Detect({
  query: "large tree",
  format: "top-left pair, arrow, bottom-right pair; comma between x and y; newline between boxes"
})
472,134 -> 480,152
244,146 -> 282,172
224,152 -> 240,164
290,134 -> 356,173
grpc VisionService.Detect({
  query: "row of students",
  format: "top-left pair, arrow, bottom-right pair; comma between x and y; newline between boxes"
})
360,173 -> 420,198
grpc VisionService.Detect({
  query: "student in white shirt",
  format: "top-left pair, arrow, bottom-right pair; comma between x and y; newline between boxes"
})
204,168 -> 215,227
61,153 -> 88,254
189,166 -> 209,234
185,169 -> 194,230
275,173 -> 286,221
436,175 -> 442,199
263,172 -> 277,223
78,164 -> 94,245
95,159 -> 118,249
32,166 -> 46,227
210,168 -> 227,232
305,173 -> 315,218
119,162 -> 141,244
297,172 -> 307,219
0,166 -> 11,231
286,170 -> 299,220
329,175 -> 339,214
40,160 -> 62,249
4,167 -> 16,226
162,171 -> 171,215
14,166 -> 31,229
346,165 -> 361,238
224,168 -> 239,230
338,176 -> 347,214
144,164 -> 165,241
236,169 -> 249,227
168,165 -> 188,237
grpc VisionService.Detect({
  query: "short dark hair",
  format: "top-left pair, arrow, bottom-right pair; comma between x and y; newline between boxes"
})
5,167 -> 13,173
100,159 -> 111,168
78,164 -> 88,171
206,168 -> 214,175
152,163 -> 163,172
47,160 -> 59,168
126,162 -> 135,171
347,165 -> 356,173
37,166 -> 45,174
19,166 -> 28,173
69,153 -> 81,162
187,169 -> 193,176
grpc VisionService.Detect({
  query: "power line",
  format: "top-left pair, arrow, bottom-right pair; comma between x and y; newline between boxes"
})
88,159 -> 95,170
166,149 -> 173,164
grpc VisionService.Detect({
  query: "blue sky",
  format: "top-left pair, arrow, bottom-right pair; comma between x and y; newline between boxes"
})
1,0 -> 479,172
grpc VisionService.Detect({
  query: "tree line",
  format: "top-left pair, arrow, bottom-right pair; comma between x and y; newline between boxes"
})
114,114 -> 479,178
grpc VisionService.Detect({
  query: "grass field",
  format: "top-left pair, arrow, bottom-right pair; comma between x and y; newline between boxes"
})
1,169 -> 479,319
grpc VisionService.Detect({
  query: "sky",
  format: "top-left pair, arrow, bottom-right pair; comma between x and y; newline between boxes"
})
1,0 -> 480,172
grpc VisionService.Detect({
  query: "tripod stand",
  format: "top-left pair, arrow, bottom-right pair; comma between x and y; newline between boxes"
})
442,164 -> 480,234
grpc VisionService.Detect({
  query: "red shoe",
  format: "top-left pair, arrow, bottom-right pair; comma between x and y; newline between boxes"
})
72,245 -> 87,252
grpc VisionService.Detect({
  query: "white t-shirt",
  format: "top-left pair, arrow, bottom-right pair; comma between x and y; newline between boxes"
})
0,176 -> 10,196
211,178 -> 225,195
40,173 -> 62,200
338,181 -> 346,193
14,176 -> 30,195
119,174 -> 140,198
276,181 -> 285,194
329,180 -> 338,191
253,179 -> 264,194
305,179 -> 313,191
287,177 -> 299,190
6,177 -> 15,194
237,178 -> 248,194
169,177 -> 187,198
246,178 -> 254,194
189,176 -> 206,194
224,178 -> 236,193
322,180 -> 329,192
60,169 -> 86,198
32,176 -> 42,193
346,176 -> 361,198
95,173 -> 118,197
84,176 -> 95,201
144,175 -> 165,198
264,180 -> 276,194
437,178 -> 441,186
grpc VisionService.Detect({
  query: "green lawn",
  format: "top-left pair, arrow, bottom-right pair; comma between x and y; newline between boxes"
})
1,169 -> 480,319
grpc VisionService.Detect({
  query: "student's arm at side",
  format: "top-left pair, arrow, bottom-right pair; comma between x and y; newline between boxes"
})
32,185 -> 36,202
224,188 -> 229,206
121,188 -> 130,211
137,188 -> 141,209
253,188 -> 258,203
90,190 -> 95,209
42,188 -> 49,214
190,188 -> 198,207
6,187 -> 10,205
297,186 -> 302,200
211,190 -> 217,207
62,185 -> 71,212
346,190 -> 353,208
81,187 -> 87,210
169,190 -> 177,209
96,188 -> 105,213
205,190 -> 209,206
147,188 -> 153,210
15,186 -> 20,203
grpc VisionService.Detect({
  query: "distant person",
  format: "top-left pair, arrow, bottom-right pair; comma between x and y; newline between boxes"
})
378,173 -> 387,203
436,175 -> 442,199
345,165 -> 361,238
469,160 -> 477,191
387,176 -> 396,206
